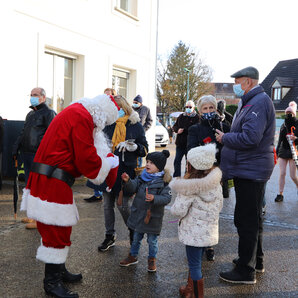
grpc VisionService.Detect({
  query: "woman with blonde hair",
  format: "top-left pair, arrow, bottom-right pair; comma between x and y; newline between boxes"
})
98,95 -> 149,251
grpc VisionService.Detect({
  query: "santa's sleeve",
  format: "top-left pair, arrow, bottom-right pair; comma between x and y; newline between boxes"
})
71,118 -> 111,184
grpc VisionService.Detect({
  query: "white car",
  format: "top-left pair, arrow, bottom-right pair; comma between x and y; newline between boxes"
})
155,119 -> 169,147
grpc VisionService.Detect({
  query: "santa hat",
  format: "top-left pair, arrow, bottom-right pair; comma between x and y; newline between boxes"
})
187,143 -> 217,170
285,101 -> 297,116
73,94 -> 120,129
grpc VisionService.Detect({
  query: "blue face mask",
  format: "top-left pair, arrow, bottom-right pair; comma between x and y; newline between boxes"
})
233,83 -> 245,97
118,108 -> 125,118
185,108 -> 192,114
132,103 -> 139,108
202,112 -> 216,120
30,96 -> 40,107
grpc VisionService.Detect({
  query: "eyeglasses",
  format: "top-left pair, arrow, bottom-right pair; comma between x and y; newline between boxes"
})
185,106 -> 193,109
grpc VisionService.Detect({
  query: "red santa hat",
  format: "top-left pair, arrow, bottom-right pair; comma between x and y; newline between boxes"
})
285,101 -> 297,116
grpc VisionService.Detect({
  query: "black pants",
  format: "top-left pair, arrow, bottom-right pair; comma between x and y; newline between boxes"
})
233,178 -> 265,273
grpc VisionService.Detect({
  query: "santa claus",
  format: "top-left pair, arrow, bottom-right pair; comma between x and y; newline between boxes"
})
21,94 -> 120,298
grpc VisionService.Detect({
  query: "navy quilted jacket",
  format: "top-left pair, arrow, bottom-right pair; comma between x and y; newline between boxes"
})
220,86 -> 276,181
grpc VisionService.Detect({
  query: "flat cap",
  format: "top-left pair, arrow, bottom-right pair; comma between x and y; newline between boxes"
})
231,66 -> 259,80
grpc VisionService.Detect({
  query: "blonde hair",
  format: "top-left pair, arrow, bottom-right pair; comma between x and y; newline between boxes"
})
104,88 -> 117,96
114,95 -> 133,116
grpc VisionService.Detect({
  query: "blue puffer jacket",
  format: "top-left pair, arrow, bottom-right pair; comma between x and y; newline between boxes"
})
220,86 -> 276,181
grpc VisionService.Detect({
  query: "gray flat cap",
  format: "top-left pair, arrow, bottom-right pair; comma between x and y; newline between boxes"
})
231,66 -> 259,80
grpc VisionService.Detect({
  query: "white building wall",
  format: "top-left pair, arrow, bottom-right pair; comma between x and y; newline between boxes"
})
0,0 -> 157,150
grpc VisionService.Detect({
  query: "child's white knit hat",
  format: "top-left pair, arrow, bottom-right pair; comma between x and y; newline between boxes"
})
187,143 -> 217,170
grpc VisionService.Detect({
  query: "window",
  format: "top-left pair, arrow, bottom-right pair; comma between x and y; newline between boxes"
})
115,0 -> 138,20
44,51 -> 75,113
272,87 -> 281,100
112,68 -> 130,98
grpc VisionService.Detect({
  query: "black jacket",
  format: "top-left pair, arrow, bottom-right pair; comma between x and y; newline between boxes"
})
276,118 -> 298,159
103,112 -> 148,194
173,113 -> 200,148
133,105 -> 153,132
12,103 -> 56,155
187,116 -> 230,165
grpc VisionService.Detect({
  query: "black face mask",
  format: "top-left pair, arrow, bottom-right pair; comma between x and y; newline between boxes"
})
285,113 -> 296,128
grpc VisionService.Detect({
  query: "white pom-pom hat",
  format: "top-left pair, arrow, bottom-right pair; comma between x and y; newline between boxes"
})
187,143 -> 217,170
285,101 -> 297,116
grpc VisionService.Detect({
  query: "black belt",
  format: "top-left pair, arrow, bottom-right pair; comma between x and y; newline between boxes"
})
31,162 -> 75,187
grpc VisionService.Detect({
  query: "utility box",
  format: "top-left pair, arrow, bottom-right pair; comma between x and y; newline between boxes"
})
2,120 -> 25,180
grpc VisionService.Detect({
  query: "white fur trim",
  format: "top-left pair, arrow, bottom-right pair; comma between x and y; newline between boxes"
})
169,167 -> 222,197
36,241 -> 69,264
72,94 -> 118,129
89,156 -> 111,185
129,110 -> 140,124
21,189 -> 79,226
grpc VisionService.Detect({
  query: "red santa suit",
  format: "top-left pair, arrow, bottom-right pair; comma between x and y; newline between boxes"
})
21,94 -> 119,264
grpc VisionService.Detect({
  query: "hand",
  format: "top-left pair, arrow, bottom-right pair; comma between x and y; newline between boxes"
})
116,141 -> 127,152
145,187 -> 154,202
215,129 -> 224,143
106,154 -> 119,169
121,172 -> 130,182
289,135 -> 297,141
126,142 -> 138,152
178,128 -> 184,134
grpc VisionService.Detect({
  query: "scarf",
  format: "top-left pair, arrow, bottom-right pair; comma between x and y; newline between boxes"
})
111,115 -> 130,152
141,169 -> 164,182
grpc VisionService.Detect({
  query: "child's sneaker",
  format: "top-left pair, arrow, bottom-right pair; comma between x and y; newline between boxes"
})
148,257 -> 157,272
119,254 -> 138,267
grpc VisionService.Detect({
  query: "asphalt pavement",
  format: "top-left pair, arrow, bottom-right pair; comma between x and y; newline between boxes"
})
0,143 -> 297,298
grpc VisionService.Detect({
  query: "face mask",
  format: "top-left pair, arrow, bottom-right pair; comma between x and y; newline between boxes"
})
233,83 -> 245,97
185,108 -> 193,114
30,96 -> 40,107
285,113 -> 296,124
132,103 -> 140,108
118,108 -> 125,118
202,112 -> 216,120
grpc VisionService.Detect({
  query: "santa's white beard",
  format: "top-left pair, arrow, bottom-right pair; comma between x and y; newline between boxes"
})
93,128 -> 112,159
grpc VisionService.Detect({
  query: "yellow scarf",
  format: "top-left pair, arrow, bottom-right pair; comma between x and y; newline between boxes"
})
111,115 -> 130,152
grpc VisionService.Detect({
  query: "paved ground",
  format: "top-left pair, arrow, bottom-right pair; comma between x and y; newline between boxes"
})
0,143 -> 297,297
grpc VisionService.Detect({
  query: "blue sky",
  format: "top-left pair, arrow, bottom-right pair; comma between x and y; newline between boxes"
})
157,0 -> 298,82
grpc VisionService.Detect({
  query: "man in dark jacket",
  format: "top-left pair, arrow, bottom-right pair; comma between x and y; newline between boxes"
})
132,95 -> 153,132
215,67 -> 275,284
12,87 -> 56,228
172,100 -> 199,177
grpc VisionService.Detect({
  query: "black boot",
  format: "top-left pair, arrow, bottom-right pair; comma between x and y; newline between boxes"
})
129,228 -> 134,245
60,264 -> 82,283
44,263 -> 79,298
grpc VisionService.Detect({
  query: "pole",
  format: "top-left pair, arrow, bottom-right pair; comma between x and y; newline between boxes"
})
183,68 -> 190,102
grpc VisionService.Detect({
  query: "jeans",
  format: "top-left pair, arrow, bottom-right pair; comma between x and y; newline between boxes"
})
137,156 -> 143,167
185,246 -> 205,280
173,146 -> 188,177
22,152 -> 35,184
103,191 -> 131,235
130,231 -> 158,258
233,178 -> 265,273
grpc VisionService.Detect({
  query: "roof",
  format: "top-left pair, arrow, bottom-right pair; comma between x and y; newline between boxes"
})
261,58 -> 298,111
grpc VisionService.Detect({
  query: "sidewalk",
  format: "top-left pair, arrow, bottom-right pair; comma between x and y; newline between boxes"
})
0,143 -> 297,297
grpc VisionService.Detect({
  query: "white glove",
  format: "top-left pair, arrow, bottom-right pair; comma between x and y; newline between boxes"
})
116,141 -> 127,152
126,142 -> 138,152
107,155 -> 119,169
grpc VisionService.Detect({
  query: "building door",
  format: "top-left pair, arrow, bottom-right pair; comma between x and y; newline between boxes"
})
44,51 -> 74,113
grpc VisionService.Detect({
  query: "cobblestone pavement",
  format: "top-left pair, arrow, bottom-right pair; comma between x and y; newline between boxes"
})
0,144 -> 297,297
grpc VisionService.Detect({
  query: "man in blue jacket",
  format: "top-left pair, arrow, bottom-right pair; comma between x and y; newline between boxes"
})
215,67 -> 275,284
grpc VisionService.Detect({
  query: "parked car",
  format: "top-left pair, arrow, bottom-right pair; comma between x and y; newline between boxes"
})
155,119 -> 169,147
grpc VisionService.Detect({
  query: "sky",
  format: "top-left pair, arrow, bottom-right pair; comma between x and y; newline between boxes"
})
157,0 -> 298,83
